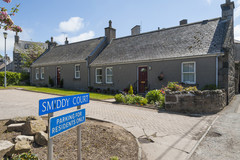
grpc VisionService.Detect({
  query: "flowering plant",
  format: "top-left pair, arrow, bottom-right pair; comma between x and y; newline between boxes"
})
0,0 -> 22,32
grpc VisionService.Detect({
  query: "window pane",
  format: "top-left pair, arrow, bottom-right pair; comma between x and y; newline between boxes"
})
188,63 -> 194,72
97,76 -> 102,83
183,63 -> 194,72
76,72 -> 80,78
107,68 -> 112,75
107,76 -> 112,83
183,64 -> 189,72
183,73 -> 194,82
76,65 -> 80,71
97,69 -> 102,75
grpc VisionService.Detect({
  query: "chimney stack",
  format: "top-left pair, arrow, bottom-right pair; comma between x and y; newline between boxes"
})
105,20 -> 116,44
131,25 -> 141,35
65,37 -> 69,45
180,19 -> 188,25
15,32 -> 19,44
48,37 -> 56,49
221,0 -> 235,19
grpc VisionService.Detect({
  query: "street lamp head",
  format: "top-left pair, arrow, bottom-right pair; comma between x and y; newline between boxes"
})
3,32 -> 8,39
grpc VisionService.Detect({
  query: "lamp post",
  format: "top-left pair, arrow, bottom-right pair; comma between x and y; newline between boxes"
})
3,32 -> 7,88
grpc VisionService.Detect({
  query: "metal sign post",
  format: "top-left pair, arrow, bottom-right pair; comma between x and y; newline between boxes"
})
39,94 -> 89,160
48,112 -> 53,160
77,105 -> 82,160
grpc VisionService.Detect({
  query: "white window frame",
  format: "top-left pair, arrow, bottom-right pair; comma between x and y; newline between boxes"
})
41,67 -> 44,79
181,62 -> 196,84
35,68 -> 39,80
95,68 -> 103,84
106,67 -> 113,84
75,64 -> 80,79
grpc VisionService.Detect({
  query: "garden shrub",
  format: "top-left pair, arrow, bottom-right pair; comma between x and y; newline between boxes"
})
146,90 -> 161,104
167,82 -> 183,91
11,151 -> 38,160
114,94 -> 148,105
159,93 -> 165,108
128,84 -> 134,95
110,156 -> 119,160
133,95 -> 148,105
184,86 -> 198,91
20,72 -> 30,85
0,71 -> 21,86
114,94 -> 125,103
140,98 -> 148,105
124,94 -> 135,104
48,76 -> 54,87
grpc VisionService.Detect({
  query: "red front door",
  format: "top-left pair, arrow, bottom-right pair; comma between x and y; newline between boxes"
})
138,66 -> 148,93
57,67 -> 61,87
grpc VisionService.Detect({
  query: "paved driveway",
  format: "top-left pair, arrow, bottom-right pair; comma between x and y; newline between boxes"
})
0,89 -> 217,160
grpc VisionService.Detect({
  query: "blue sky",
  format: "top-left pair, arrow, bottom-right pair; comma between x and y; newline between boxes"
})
1,0 -> 240,60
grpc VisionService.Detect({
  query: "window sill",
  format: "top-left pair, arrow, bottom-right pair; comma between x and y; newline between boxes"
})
94,83 -> 114,86
182,82 -> 196,85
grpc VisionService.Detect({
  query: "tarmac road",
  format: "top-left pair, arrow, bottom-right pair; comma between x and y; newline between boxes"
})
189,95 -> 240,160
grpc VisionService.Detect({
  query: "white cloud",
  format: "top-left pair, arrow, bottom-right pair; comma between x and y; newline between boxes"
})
235,25 -> 240,41
69,31 -> 95,43
53,34 -> 66,44
206,0 -> 212,5
235,0 -> 240,19
237,0 -> 240,5
54,31 -> 95,44
59,17 -> 84,33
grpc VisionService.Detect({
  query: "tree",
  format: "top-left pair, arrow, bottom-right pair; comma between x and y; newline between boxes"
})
18,43 -> 46,68
0,0 -> 22,32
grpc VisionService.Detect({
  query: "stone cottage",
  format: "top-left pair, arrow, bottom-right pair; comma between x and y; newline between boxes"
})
13,33 -> 48,72
31,0 -> 237,103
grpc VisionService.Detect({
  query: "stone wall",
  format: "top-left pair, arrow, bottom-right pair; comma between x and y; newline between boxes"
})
218,18 -> 235,104
165,90 -> 226,114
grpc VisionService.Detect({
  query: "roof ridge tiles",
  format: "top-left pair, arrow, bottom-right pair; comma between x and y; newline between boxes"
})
112,17 -> 222,41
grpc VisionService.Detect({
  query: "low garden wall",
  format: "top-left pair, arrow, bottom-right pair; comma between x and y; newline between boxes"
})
165,89 -> 226,114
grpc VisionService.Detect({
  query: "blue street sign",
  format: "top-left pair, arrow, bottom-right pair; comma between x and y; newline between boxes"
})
39,94 -> 89,116
49,109 -> 86,138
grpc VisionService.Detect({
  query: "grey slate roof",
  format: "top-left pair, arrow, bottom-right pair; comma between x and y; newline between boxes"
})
91,18 -> 230,66
14,40 -> 48,53
32,37 -> 105,67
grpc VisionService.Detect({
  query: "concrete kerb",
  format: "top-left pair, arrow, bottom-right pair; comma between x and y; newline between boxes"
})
186,115 -> 220,159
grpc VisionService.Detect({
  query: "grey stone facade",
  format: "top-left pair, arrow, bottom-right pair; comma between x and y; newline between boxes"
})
13,34 -> 48,72
89,56 -> 217,92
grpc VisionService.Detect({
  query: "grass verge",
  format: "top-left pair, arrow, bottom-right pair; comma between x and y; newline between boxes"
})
0,85 -> 114,100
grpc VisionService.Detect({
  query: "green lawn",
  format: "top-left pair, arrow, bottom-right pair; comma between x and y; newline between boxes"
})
1,85 -> 114,100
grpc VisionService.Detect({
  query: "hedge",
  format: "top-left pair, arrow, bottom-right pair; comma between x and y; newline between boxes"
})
0,71 -> 21,86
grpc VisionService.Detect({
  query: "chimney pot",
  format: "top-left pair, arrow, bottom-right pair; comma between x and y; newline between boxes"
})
65,37 -> 69,45
180,19 -> 188,25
